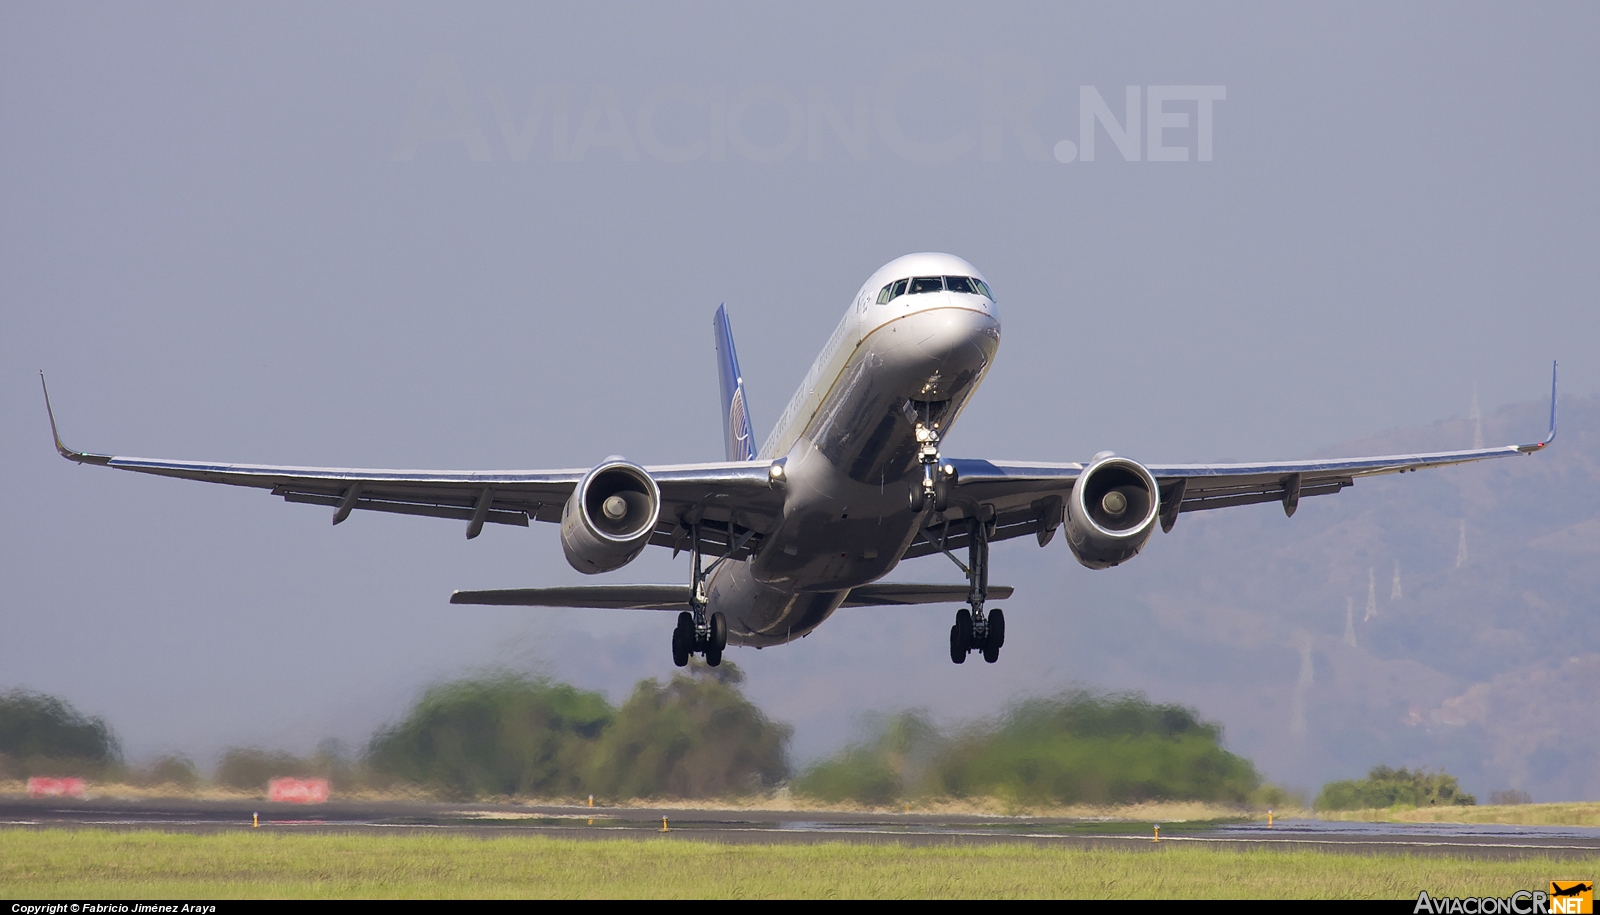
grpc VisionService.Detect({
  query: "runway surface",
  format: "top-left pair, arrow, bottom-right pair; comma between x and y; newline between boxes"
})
3,797 -> 1598,858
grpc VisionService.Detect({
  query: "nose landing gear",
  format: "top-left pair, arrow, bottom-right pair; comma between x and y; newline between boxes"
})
908,407 -> 955,514
948,516 -> 1004,664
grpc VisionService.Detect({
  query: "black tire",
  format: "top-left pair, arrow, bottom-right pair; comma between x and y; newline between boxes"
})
671,627 -> 690,667
908,485 -> 928,513
949,624 -> 966,664
988,607 -> 1005,650
705,644 -> 722,667
710,612 -> 728,651
955,608 -> 973,655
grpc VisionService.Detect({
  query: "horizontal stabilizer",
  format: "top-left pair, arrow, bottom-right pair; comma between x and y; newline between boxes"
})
842,583 -> 1013,607
450,582 -> 1014,610
451,585 -> 691,610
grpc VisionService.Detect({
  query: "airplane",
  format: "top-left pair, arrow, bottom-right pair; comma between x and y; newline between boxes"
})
41,253 -> 1558,668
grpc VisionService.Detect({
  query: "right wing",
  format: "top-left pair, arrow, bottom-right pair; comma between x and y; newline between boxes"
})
903,363 -> 1558,559
41,374 -> 782,559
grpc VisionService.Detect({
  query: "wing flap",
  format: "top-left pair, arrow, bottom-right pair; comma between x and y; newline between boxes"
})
842,583 -> 1013,607
904,504 -> 1059,560
280,490 -> 532,527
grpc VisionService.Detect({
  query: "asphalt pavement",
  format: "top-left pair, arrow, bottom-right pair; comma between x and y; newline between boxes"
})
4,796 -> 1598,858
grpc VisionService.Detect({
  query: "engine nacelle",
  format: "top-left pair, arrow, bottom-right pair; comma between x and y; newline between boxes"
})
560,459 -> 662,574
1064,454 -> 1160,570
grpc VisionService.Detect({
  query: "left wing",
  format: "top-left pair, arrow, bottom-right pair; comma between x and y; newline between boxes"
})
41,375 -> 781,559
905,363 -> 1558,559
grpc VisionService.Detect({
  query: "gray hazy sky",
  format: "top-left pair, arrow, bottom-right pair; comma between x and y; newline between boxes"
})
3,3 -> 1596,773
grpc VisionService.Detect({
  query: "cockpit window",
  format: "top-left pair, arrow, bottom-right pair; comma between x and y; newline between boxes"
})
880,275 -> 995,304
944,276 -> 993,299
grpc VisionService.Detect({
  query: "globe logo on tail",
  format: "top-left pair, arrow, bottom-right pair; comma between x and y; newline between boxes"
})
727,385 -> 755,461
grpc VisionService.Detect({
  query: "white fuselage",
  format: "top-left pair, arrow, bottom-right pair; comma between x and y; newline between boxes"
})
709,253 -> 1001,646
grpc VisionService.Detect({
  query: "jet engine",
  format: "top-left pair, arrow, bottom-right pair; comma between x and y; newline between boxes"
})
560,458 -> 662,574
1064,454 -> 1161,570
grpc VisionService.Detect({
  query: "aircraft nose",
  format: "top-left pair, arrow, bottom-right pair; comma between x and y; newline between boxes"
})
911,306 -> 1001,364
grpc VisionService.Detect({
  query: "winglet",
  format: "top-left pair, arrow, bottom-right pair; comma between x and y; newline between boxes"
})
1517,360 -> 1558,453
39,372 -> 111,465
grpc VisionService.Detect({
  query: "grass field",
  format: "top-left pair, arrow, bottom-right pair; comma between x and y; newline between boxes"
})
1318,803 -> 1600,828
1,829 -> 1595,898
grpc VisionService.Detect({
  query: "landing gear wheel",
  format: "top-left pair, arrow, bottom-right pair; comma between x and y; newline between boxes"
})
671,626 -> 689,667
705,644 -> 723,667
952,607 -> 974,664
982,607 -> 1005,664
710,612 -> 728,652
908,485 -> 930,513
672,611 -> 693,667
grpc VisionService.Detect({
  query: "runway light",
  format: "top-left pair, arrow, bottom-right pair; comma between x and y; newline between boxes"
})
661,816 -> 669,833
253,812 -> 259,828
1268,809 -> 1274,828
1153,824 -> 1161,843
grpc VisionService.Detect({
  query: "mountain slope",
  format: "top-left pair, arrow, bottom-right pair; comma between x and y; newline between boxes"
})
1123,394 -> 1599,800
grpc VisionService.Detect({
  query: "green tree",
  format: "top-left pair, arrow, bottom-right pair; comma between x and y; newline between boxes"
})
131,754 -> 201,789
793,711 -> 940,805
1315,765 -> 1476,810
0,690 -> 121,778
934,691 -> 1261,806
588,661 -> 790,799
365,673 -> 612,799
795,690 -> 1261,807
214,747 -> 313,790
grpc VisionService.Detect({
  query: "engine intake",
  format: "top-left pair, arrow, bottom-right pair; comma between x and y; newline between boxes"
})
1064,454 -> 1160,569
561,459 -> 661,574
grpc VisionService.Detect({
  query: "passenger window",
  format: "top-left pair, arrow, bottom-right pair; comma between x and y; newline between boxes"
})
890,278 -> 909,300
944,276 -> 975,294
909,276 -> 943,294
877,284 -> 893,305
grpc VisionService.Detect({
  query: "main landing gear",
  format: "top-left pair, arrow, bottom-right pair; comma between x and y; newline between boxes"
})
909,403 -> 1004,665
949,516 -> 1005,664
672,523 -> 728,668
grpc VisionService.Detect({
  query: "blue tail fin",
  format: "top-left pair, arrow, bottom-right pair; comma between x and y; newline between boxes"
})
713,304 -> 757,461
